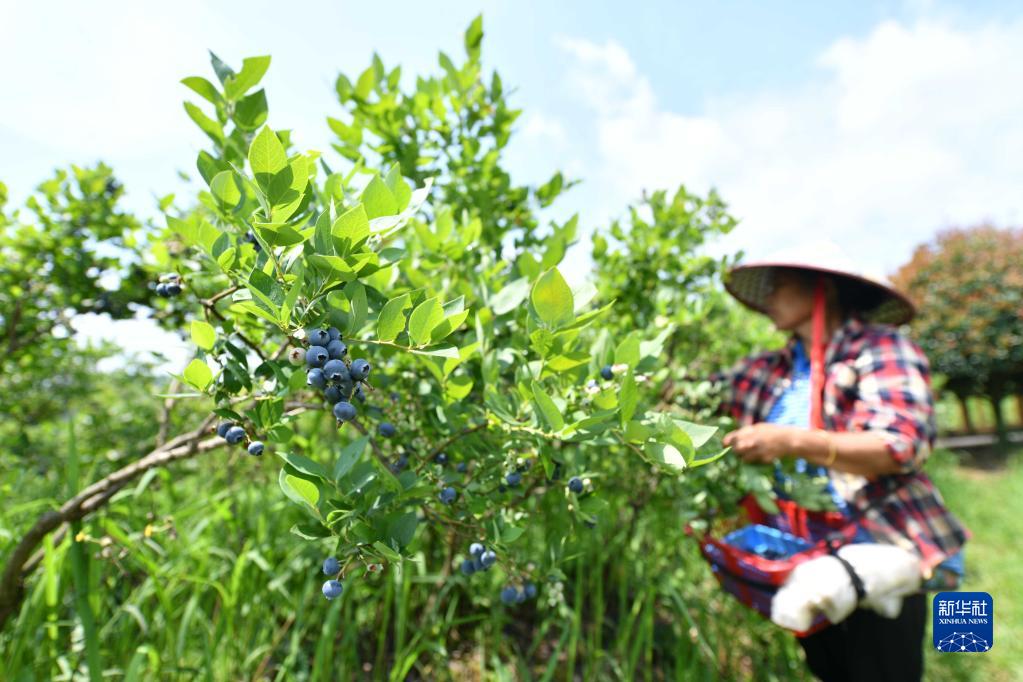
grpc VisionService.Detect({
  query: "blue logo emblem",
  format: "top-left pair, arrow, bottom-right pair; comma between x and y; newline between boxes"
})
933,591 -> 993,653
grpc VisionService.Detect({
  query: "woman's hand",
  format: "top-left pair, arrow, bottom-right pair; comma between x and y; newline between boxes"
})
722,423 -> 801,464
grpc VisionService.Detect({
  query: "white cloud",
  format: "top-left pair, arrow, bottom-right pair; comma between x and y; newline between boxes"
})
556,17 -> 1023,280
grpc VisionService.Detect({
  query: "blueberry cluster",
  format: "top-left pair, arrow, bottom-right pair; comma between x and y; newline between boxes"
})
155,273 -> 183,298
459,542 -> 497,575
503,457 -> 531,487
303,327 -> 373,426
500,581 -> 538,605
389,452 -> 409,474
321,555 -> 344,600
215,421 -> 264,456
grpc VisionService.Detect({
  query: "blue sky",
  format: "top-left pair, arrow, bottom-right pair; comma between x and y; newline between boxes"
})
3,0 -> 1022,368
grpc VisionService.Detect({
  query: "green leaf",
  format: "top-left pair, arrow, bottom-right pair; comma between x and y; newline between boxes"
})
690,447 -> 730,468
383,163 -> 412,210
410,346 -> 460,360
615,333 -> 641,368
209,171 -> 242,212
276,451 -> 330,481
209,51 -> 235,85
361,175 -> 397,219
248,126 -> 288,180
377,294 -> 412,342
290,522 -> 330,540
334,436 -> 368,481
183,359 -> 213,390
408,296 -> 444,346
190,320 -> 216,351
279,469 -> 320,509
345,281 -> 368,335
464,14 -> 484,54
490,277 -> 530,315
225,55 -> 271,100
372,541 -> 401,563
430,310 -> 469,344
531,381 -> 565,431
234,89 -> 268,130
671,419 -> 719,450
183,102 -> 224,142
387,512 -> 418,548
331,205 -> 372,255
619,373 -> 638,426
643,442 -> 687,472
181,76 -> 222,104
531,268 -> 574,327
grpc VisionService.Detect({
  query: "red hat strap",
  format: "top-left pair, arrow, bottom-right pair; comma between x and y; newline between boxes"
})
810,274 -> 827,430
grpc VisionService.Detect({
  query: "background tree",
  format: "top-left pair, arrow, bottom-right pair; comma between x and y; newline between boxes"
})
892,224 -> 1023,450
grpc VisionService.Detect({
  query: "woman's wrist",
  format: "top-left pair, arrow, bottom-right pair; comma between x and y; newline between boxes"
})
790,428 -> 835,466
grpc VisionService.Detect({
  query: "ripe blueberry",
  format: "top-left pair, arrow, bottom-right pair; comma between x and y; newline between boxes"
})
460,559 -> 476,576
436,453 -> 448,465
505,471 -> 522,486
472,556 -> 485,572
438,487 -> 457,504
328,327 -> 341,341
322,556 -> 340,575
165,283 -> 182,296
326,339 -> 347,359
324,385 -> 342,404
480,550 -> 496,568
243,231 -> 262,252
469,542 -> 484,557
349,359 -> 370,381
216,422 -> 233,438
524,581 -> 537,599
456,462 -> 468,473
307,368 -> 327,389
225,426 -> 246,445
600,365 -> 614,381
333,401 -> 357,422
353,384 -> 366,403
568,477 -> 584,494
323,359 -> 348,382
500,586 -> 519,605
322,579 -> 343,600
379,422 -> 396,438
306,346 -> 329,368
247,441 -> 264,456
307,328 -> 330,346
155,283 -> 169,297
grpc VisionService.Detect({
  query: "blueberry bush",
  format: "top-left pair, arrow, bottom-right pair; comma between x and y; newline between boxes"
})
159,32 -> 733,603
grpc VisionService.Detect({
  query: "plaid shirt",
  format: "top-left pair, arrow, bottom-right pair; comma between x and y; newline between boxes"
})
711,314 -> 971,576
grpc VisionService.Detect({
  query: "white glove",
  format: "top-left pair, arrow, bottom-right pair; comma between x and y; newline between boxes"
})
770,543 -> 922,632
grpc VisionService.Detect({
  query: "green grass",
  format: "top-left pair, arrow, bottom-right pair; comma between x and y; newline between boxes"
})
924,448 -> 1023,682
1,446 -> 1018,680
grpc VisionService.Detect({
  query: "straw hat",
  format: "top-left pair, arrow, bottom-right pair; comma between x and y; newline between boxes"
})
724,240 -> 916,325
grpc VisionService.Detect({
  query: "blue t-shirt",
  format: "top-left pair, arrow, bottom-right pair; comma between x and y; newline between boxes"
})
764,338 -> 850,513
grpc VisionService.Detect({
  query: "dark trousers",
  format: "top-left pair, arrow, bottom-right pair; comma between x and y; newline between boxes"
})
796,592 -> 927,681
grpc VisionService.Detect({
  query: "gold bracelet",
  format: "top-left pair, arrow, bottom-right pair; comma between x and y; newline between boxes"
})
818,429 -> 838,467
